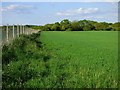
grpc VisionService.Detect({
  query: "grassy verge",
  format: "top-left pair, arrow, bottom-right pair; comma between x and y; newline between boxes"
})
2,31 -> 51,88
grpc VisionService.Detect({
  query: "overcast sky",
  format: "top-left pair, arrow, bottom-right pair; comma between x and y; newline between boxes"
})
0,1 -> 119,25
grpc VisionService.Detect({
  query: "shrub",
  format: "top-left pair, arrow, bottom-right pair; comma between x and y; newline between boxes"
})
2,32 -> 54,88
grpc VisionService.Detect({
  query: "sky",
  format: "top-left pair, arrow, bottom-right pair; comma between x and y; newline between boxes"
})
0,1 -> 119,25
1,0 -> 120,2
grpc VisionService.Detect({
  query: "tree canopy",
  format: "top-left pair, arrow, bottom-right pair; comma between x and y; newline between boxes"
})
29,19 -> 120,31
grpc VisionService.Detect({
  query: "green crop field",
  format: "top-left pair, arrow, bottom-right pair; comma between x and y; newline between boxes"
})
40,31 -> 118,88
2,31 -> 118,88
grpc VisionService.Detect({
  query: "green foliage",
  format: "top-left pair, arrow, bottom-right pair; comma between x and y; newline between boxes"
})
94,22 -> 110,31
2,45 -> 17,64
66,28 -> 72,31
2,32 -> 51,88
111,22 -> 120,31
39,19 -> 119,31
61,25 -> 66,31
42,24 -> 53,31
2,31 -> 118,88
60,19 -> 71,31
71,21 -> 81,31
51,22 -> 60,31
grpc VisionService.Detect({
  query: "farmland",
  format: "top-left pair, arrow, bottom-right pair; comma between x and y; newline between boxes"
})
40,31 -> 118,88
2,31 -> 118,88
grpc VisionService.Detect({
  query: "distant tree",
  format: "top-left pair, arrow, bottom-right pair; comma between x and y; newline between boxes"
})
83,25 -> 92,31
100,22 -> 109,30
111,22 -> 120,31
60,19 -> 70,25
79,20 -> 95,31
39,19 -> 118,31
94,22 -> 110,31
94,23 -> 103,31
78,21 -> 84,31
71,21 -> 81,31
66,28 -> 73,31
51,22 -> 60,31
60,19 -> 71,31
61,25 -> 66,31
43,24 -> 53,31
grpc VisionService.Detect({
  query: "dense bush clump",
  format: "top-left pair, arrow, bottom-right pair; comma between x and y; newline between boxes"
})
2,32 -> 51,88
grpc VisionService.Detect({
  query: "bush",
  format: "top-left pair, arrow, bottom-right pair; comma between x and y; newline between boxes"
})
2,32 -> 52,88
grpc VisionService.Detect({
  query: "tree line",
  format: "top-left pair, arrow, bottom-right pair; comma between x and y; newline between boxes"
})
29,19 -> 120,31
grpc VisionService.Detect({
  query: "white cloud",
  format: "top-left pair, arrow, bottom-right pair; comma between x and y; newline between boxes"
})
1,4 -> 35,12
0,7 -> 3,12
56,8 -> 99,16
